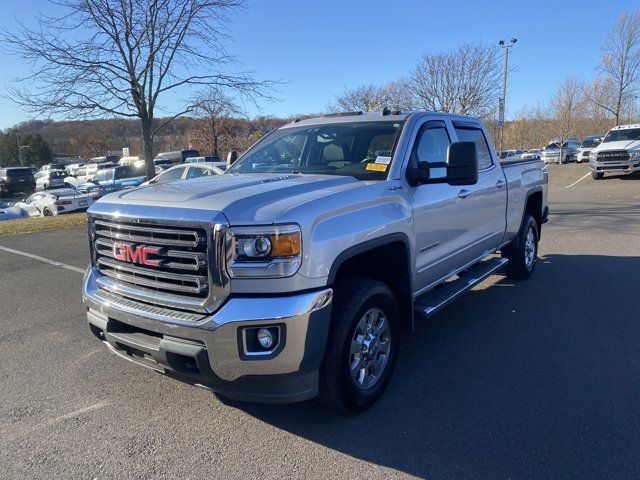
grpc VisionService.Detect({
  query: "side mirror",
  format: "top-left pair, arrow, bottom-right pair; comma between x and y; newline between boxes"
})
227,150 -> 238,165
446,142 -> 478,186
407,161 -> 430,184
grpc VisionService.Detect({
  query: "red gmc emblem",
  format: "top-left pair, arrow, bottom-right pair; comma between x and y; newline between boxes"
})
112,242 -> 162,267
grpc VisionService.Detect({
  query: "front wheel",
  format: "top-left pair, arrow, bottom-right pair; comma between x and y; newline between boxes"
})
592,171 -> 604,180
502,214 -> 539,280
318,277 -> 400,414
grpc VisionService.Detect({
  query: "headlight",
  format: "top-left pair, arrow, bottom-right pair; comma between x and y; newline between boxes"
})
225,224 -> 302,278
629,150 -> 640,160
589,151 -> 598,161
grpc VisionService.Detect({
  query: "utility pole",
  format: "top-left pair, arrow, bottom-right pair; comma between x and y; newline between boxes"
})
16,131 -> 23,167
498,38 -> 517,157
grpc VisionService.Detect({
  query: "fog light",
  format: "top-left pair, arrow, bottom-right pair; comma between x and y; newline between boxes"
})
257,328 -> 274,349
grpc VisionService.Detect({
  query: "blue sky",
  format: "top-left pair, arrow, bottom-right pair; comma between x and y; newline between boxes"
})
0,0 -> 637,129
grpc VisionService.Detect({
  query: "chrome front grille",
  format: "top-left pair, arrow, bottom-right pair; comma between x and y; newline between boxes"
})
597,150 -> 630,162
92,218 -> 212,307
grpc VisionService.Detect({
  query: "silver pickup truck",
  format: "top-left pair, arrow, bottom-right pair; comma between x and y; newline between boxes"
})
83,111 -> 548,413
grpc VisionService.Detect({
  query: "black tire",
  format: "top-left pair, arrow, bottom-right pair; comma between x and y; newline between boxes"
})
43,207 -> 53,216
592,171 -> 604,180
318,277 -> 400,414
502,214 -> 539,280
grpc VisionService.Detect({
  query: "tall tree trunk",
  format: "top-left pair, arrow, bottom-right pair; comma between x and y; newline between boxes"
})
141,119 -> 155,179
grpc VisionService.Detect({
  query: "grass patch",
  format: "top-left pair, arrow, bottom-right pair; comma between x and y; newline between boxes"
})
0,212 -> 87,236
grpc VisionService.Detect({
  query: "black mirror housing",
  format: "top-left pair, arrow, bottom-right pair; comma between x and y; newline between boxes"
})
446,142 -> 478,186
408,161 -> 430,184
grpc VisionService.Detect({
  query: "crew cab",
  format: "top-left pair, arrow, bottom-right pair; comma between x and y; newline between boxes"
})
77,165 -> 146,194
83,111 -> 548,413
588,124 -> 640,179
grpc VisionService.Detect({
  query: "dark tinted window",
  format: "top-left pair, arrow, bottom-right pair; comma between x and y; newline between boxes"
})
7,168 -> 34,178
454,127 -> 493,169
603,128 -> 640,143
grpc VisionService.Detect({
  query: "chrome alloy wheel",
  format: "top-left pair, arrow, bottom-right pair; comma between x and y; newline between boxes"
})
524,225 -> 537,271
349,307 -> 391,390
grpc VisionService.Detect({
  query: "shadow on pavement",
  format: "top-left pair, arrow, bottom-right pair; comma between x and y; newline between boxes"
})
226,254 -> 640,479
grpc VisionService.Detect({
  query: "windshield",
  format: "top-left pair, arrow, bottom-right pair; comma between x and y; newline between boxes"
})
92,169 -> 114,182
581,139 -> 601,148
229,121 -> 404,180
603,128 -> 640,143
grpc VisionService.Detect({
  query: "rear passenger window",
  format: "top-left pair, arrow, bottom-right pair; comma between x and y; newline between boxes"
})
413,125 -> 451,179
454,127 -> 493,170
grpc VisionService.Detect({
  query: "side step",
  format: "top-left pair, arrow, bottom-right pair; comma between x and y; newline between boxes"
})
413,257 -> 508,320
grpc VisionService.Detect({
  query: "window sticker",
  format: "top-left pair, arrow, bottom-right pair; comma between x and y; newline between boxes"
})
366,163 -> 388,172
375,156 -> 392,165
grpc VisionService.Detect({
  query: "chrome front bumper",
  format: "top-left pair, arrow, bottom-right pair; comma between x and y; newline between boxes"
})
590,159 -> 640,173
83,267 -> 333,403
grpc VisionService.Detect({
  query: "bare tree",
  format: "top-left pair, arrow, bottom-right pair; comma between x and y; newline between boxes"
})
328,80 -> 414,113
192,88 -> 244,158
548,78 -> 586,163
595,10 -> 640,125
410,43 -> 501,117
328,84 -> 387,112
2,0 -> 273,178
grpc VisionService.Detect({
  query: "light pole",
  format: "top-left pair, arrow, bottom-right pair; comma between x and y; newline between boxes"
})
15,131 -> 31,167
498,38 -> 517,156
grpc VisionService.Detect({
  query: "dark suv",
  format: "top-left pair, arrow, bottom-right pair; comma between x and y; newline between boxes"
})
0,167 -> 36,197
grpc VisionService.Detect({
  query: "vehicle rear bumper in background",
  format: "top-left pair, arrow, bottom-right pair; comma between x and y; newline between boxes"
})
83,267 -> 333,403
590,160 -> 640,174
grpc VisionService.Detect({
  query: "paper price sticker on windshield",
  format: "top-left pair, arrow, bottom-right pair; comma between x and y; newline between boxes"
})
366,163 -> 388,172
375,156 -> 392,164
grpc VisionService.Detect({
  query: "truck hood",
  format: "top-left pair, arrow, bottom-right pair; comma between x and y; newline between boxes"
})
95,173 -> 367,224
595,140 -> 640,152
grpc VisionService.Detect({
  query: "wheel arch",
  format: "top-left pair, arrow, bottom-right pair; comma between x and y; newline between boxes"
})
328,233 -> 414,332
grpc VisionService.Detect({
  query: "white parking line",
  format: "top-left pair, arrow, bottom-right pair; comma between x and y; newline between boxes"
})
565,172 -> 591,188
0,245 -> 85,274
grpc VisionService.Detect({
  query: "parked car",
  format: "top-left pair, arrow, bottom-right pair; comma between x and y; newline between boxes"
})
117,156 -> 143,168
83,110 -> 548,413
576,135 -> 605,163
588,124 -> 640,179
522,149 -> 541,160
142,162 -> 225,186
0,204 -> 33,221
39,163 -> 67,172
64,163 -> 117,188
18,189 -> 99,216
0,167 -> 36,197
34,170 -> 67,190
76,165 -> 146,194
16,188 -> 99,217
184,156 -> 228,171
540,139 -> 580,164
499,150 -> 523,161
154,149 -> 200,165
89,155 -> 121,164
65,163 -> 86,176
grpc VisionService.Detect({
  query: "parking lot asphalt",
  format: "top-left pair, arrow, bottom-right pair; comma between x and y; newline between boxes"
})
1,164 -> 639,479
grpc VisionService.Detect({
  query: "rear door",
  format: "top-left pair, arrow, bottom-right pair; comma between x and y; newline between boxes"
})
452,121 -> 507,259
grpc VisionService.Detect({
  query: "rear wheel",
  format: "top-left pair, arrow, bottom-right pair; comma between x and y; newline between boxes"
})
592,171 -> 604,180
43,207 -> 53,216
502,214 -> 539,280
318,277 -> 400,414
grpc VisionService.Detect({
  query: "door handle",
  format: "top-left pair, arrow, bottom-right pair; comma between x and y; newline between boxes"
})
458,189 -> 471,199
496,180 -> 506,189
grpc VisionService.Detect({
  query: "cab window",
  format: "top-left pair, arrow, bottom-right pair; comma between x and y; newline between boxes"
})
454,126 -> 493,170
412,124 -> 451,179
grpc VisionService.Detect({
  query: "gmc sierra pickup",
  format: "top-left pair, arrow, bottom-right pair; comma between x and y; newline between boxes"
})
83,110 -> 548,413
